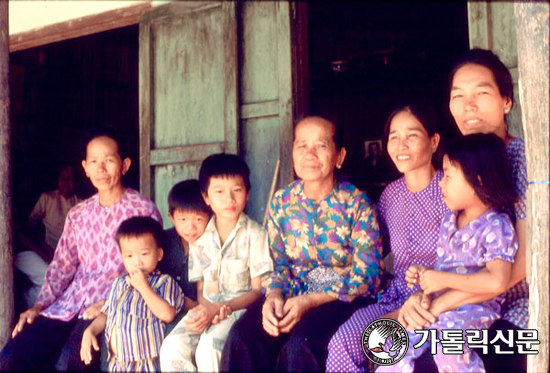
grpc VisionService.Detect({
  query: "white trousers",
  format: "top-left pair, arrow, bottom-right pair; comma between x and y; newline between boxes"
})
14,251 -> 48,307
160,310 -> 243,372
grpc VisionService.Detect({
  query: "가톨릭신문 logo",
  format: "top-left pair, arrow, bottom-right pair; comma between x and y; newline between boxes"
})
362,318 -> 409,366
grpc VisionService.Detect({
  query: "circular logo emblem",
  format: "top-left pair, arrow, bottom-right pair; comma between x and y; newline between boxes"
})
361,318 -> 409,366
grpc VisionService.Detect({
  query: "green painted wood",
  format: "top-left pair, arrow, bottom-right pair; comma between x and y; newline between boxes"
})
139,2 -> 238,226
242,116 -> 279,222
140,1 -> 296,224
239,1 -> 295,222
241,1 -> 279,104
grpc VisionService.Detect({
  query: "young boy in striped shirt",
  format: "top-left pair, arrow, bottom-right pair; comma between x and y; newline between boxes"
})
80,216 -> 184,372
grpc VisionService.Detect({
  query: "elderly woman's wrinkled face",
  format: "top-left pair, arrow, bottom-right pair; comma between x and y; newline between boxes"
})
292,118 -> 345,185
82,136 -> 130,194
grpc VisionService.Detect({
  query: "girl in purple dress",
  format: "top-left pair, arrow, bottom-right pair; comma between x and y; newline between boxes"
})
379,133 -> 518,373
326,103 -> 447,372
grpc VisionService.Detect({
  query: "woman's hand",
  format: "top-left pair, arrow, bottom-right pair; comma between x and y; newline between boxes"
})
405,265 -> 427,289
83,300 -> 106,320
262,291 -> 285,337
278,294 -> 314,334
418,269 -> 447,294
397,291 -> 435,331
12,303 -> 42,338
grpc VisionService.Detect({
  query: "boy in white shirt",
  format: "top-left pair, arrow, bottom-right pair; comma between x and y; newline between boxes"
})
160,153 -> 273,372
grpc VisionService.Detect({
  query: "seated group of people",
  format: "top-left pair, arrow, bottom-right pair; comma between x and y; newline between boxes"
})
0,48 -> 528,373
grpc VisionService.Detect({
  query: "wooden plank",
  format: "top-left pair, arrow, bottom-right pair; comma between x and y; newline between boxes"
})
241,100 -> 278,119
0,0 -> 13,350
240,1 -> 279,104
140,1 -> 221,24
150,142 -> 224,165
9,2 -> 151,52
291,2 -> 309,123
223,1 -> 239,154
277,1 -> 295,188
467,2 -> 490,49
139,16 -> 153,199
515,2 -> 550,372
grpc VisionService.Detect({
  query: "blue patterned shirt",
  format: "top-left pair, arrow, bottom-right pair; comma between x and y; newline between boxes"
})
264,179 -> 383,302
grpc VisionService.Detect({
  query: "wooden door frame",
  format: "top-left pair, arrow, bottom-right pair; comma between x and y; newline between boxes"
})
9,2 -> 151,52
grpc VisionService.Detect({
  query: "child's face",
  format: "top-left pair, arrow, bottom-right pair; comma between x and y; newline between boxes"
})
119,233 -> 163,276
439,155 -> 477,211
169,209 -> 209,244
203,175 -> 249,222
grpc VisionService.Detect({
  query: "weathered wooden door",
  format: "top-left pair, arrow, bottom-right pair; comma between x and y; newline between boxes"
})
139,2 -> 301,224
139,2 -> 238,223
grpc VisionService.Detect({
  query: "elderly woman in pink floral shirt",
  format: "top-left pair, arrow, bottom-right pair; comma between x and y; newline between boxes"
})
1,134 -> 161,371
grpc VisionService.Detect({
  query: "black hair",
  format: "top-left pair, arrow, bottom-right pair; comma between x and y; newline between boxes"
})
115,216 -> 164,250
84,131 -> 128,160
295,115 -> 344,151
57,163 -> 75,176
449,48 -> 514,109
198,153 -> 251,194
443,133 -> 516,220
383,102 -> 440,140
383,102 -> 441,167
168,179 -> 212,216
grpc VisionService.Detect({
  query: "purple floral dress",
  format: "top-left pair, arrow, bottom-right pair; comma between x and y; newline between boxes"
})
501,137 -> 529,328
377,209 -> 518,373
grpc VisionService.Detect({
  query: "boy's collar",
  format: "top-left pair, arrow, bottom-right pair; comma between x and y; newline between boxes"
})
205,212 -> 248,234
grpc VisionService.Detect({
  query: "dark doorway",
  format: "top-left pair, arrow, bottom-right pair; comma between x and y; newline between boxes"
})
10,25 -> 139,228
308,1 -> 468,200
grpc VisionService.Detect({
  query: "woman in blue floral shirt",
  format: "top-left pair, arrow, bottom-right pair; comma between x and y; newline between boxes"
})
221,116 -> 383,371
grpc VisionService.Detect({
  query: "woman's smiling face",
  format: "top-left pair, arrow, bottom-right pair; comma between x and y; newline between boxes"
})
449,63 -> 512,139
386,110 -> 439,175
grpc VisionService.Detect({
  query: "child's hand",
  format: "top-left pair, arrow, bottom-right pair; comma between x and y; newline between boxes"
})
184,304 -> 216,332
80,329 -> 99,365
406,265 -> 427,289
212,304 -> 232,324
418,269 -> 446,294
126,269 -> 149,293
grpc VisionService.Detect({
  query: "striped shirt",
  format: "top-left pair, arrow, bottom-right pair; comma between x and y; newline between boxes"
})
102,271 -> 184,362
